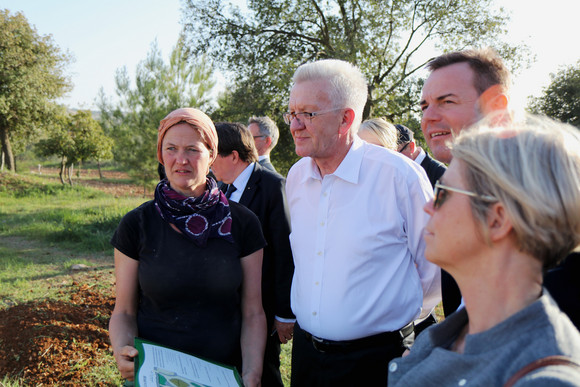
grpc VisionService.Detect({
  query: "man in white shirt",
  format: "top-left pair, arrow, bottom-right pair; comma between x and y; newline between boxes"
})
284,59 -> 441,386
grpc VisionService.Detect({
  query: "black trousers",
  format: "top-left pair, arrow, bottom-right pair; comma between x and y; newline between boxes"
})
261,331 -> 284,387
290,324 -> 406,387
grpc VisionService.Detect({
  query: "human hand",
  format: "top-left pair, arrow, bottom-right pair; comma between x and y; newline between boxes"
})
275,320 -> 295,344
114,345 -> 139,381
242,370 -> 261,387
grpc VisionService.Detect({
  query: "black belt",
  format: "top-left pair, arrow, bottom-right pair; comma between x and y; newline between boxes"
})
301,322 -> 414,353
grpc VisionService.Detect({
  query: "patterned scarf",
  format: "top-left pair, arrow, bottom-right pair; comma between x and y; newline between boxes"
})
154,177 -> 234,247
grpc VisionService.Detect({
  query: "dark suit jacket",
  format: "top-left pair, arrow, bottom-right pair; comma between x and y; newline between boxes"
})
544,252 -> 580,330
420,151 -> 447,187
238,163 -> 294,324
259,158 -> 277,173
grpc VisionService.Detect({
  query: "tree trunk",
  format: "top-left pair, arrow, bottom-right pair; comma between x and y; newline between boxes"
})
0,125 -> 15,172
97,160 -> 103,179
59,157 -> 66,185
1,149 -> 4,171
68,163 -> 74,186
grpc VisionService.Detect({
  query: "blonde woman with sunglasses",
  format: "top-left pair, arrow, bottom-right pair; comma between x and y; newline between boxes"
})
389,116 -> 580,386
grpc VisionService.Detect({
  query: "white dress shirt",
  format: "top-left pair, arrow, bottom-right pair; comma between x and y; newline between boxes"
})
286,137 -> 441,341
226,162 -> 254,203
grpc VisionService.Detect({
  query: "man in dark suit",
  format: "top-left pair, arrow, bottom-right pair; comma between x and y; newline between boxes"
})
248,116 -> 279,173
212,122 -> 295,387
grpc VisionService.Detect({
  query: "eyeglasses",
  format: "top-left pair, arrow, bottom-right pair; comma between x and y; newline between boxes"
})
283,108 -> 343,125
398,142 -> 410,153
433,180 -> 497,209
253,135 -> 266,139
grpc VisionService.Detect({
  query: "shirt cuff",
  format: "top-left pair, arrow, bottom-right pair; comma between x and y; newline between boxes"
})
275,316 -> 297,323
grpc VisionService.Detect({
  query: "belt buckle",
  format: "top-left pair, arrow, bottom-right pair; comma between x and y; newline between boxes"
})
311,335 -> 326,353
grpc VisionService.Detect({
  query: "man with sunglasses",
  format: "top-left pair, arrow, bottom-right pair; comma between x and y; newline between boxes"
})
284,59 -> 441,386
395,124 -> 446,188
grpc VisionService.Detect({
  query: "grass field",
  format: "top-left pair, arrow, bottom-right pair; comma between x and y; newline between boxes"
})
0,170 -> 293,386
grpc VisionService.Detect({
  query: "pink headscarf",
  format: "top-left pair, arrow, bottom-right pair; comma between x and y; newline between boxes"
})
157,108 -> 218,165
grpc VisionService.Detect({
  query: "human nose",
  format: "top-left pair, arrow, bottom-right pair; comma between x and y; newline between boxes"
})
424,198 -> 435,215
176,150 -> 189,164
289,114 -> 305,132
421,104 -> 441,122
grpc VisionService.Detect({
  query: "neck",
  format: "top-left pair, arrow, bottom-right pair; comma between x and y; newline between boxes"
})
455,246 -> 543,335
314,138 -> 353,177
230,161 -> 251,184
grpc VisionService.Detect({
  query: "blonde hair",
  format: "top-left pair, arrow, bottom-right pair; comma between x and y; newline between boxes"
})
451,115 -> 580,268
358,118 -> 398,150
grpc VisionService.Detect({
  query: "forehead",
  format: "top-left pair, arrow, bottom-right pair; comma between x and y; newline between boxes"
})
248,122 -> 260,135
289,79 -> 333,109
422,62 -> 478,100
163,123 -> 202,143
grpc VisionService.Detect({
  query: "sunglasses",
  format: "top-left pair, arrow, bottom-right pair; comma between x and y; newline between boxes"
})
433,180 -> 497,209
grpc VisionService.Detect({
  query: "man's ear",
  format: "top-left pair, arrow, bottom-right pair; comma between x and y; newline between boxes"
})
339,108 -> 356,135
487,201 -> 513,242
479,85 -> 509,115
230,150 -> 240,163
264,136 -> 273,149
409,141 -> 416,154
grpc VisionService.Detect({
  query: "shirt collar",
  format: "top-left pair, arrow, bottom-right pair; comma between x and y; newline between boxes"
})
232,162 -> 255,192
414,147 -> 426,164
298,136 -> 364,185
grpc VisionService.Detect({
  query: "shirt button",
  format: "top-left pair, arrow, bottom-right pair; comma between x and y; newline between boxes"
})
320,221 -> 325,226
458,379 -> 466,386
315,281 -> 319,285
312,311 -> 317,316
323,192 -> 328,197
317,251 -> 322,256
389,362 -> 398,372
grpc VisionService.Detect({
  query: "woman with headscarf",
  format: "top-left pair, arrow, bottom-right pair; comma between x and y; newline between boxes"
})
109,108 -> 266,387
388,116 -> 580,386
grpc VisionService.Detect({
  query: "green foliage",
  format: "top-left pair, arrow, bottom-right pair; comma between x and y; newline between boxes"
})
528,61 -> 580,128
184,0 -> 527,120
35,109 -> 113,184
98,37 -> 216,190
0,9 -> 72,172
183,0 -> 529,172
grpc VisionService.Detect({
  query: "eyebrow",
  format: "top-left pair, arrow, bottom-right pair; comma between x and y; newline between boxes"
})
420,93 -> 457,106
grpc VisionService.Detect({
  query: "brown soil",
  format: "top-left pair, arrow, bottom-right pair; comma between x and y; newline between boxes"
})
30,167 -> 150,197
0,283 -> 115,385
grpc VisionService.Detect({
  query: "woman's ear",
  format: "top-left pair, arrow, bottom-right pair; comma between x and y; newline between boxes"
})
487,201 -> 513,242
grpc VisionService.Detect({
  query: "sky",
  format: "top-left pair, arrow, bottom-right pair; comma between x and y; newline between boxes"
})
2,0 -> 579,113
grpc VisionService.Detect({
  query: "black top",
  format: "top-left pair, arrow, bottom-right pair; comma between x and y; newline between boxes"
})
111,200 -> 265,367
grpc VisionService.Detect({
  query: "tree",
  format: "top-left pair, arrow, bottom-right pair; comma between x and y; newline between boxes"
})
0,9 -> 72,172
36,110 -> 113,185
183,0 -> 527,121
98,38 -> 215,194
528,61 -> 580,128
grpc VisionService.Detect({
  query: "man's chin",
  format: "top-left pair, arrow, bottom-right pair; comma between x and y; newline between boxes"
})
430,146 -> 452,164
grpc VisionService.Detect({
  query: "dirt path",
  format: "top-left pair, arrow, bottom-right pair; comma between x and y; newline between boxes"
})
0,236 -> 118,385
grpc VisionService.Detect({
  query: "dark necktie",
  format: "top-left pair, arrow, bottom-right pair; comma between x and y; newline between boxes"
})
225,184 -> 237,199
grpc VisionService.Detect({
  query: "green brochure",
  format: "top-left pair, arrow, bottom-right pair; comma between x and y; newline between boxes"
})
133,337 -> 243,387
